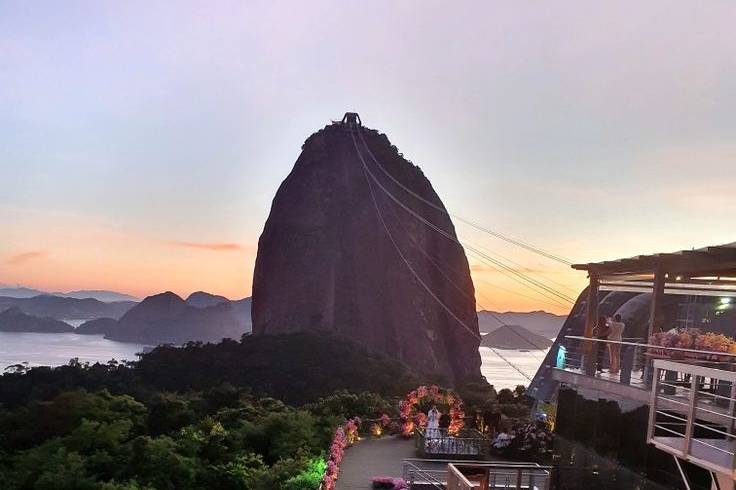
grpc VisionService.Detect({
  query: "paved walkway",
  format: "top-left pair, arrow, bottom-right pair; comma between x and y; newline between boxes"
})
336,436 -> 416,490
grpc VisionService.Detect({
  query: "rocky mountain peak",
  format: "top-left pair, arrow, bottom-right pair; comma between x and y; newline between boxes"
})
252,118 -> 482,384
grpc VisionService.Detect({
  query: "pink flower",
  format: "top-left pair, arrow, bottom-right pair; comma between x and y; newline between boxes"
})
429,385 -> 440,399
417,385 -> 428,399
322,473 -> 336,490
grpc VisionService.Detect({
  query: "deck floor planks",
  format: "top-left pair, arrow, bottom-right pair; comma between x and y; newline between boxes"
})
336,436 -> 416,489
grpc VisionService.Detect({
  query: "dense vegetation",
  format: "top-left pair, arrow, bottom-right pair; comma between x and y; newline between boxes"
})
0,332 -> 527,489
0,387 -> 396,489
0,332 -> 423,409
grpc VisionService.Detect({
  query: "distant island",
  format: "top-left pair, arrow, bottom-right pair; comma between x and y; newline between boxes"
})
74,317 -> 118,335
0,295 -> 136,321
0,288 -> 252,345
477,310 -> 565,338
0,286 -> 139,302
481,324 -> 554,350
0,307 -> 73,333
97,291 -> 251,344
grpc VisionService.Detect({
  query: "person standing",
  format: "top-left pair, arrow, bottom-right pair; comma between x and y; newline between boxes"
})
607,314 -> 626,375
427,406 -> 440,437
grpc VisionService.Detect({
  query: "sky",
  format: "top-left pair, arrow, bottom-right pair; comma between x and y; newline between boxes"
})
1,1 -> 735,314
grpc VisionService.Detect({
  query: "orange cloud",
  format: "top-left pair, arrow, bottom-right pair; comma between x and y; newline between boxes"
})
6,250 -> 47,265
168,241 -> 244,251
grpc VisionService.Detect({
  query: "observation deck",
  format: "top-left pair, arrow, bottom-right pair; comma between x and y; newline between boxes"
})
646,360 -> 736,484
542,241 -> 736,489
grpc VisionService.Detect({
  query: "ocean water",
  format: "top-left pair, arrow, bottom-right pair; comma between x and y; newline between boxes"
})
479,346 -> 549,390
0,332 -> 146,368
0,332 -> 548,389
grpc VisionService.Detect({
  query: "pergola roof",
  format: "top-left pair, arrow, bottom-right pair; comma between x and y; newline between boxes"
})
572,241 -> 736,276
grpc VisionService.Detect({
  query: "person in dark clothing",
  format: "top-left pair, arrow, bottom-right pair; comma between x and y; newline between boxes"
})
592,315 -> 610,372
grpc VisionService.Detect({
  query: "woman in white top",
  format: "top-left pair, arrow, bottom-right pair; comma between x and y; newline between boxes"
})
427,406 -> 441,438
607,314 -> 625,374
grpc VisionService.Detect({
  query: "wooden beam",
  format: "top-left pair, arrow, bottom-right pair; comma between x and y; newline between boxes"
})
583,272 -> 599,375
648,265 -> 666,338
573,253 -> 736,276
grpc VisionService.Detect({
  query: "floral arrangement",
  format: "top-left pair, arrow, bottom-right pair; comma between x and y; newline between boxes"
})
321,417 -> 361,490
398,385 -> 465,437
369,413 -> 396,437
371,476 -> 408,489
649,328 -> 736,361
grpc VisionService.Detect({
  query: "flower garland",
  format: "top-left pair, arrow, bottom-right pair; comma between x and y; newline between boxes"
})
649,328 -> 736,361
399,385 -> 464,437
321,417 -> 360,490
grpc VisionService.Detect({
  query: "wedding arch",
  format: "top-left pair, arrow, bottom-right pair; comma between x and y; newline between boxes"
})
399,385 -> 465,436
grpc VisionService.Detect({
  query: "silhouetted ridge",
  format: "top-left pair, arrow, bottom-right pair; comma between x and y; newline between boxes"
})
186,291 -> 229,308
105,292 -> 249,344
0,307 -> 73,333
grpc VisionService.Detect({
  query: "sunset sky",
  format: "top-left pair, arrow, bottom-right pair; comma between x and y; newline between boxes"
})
2,1 -> 735,314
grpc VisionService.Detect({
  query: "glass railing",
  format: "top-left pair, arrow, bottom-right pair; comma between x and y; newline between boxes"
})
556,335 -> 736,390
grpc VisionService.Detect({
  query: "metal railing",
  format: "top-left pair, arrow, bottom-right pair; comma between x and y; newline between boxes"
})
446,464 -> 473,490
647,359 -> 736,477
402,459 -> 552,490
448,462 -> 552,490
415,428 -> 490,459
556,335 -> 736,389
403,459 -> 446,489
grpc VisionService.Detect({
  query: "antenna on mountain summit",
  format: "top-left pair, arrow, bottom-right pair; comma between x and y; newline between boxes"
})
341,112 -> 361,127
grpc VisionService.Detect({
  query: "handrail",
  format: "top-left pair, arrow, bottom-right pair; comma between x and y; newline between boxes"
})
647,359 -> 736,476
404,458 -> 548,467
653,359 -> 736,382
403,460 -> 445,489
402,459 -> 552,490
416,428 -> 487,440
565,335 -> 736,359
447,462 -> 553,490
446,464 -> 474,490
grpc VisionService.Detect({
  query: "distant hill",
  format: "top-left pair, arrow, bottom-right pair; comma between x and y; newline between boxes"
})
186,292 -> 251,332
75,317 -> 118,335
0,287 -> 46,299
0,307 -> 74,333
0,296 -> 136,321
480,324 -> 554,350
53,290 -> 140,302
231,297 -> 252,329
0,286 -> 138,302
185,291 -> 229,308
103,292 -> 251,344
0,290 -> 252,343
477,310 -> 565,338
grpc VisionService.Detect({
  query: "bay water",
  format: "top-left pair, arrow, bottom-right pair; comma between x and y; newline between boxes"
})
0,332 -> 548,389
